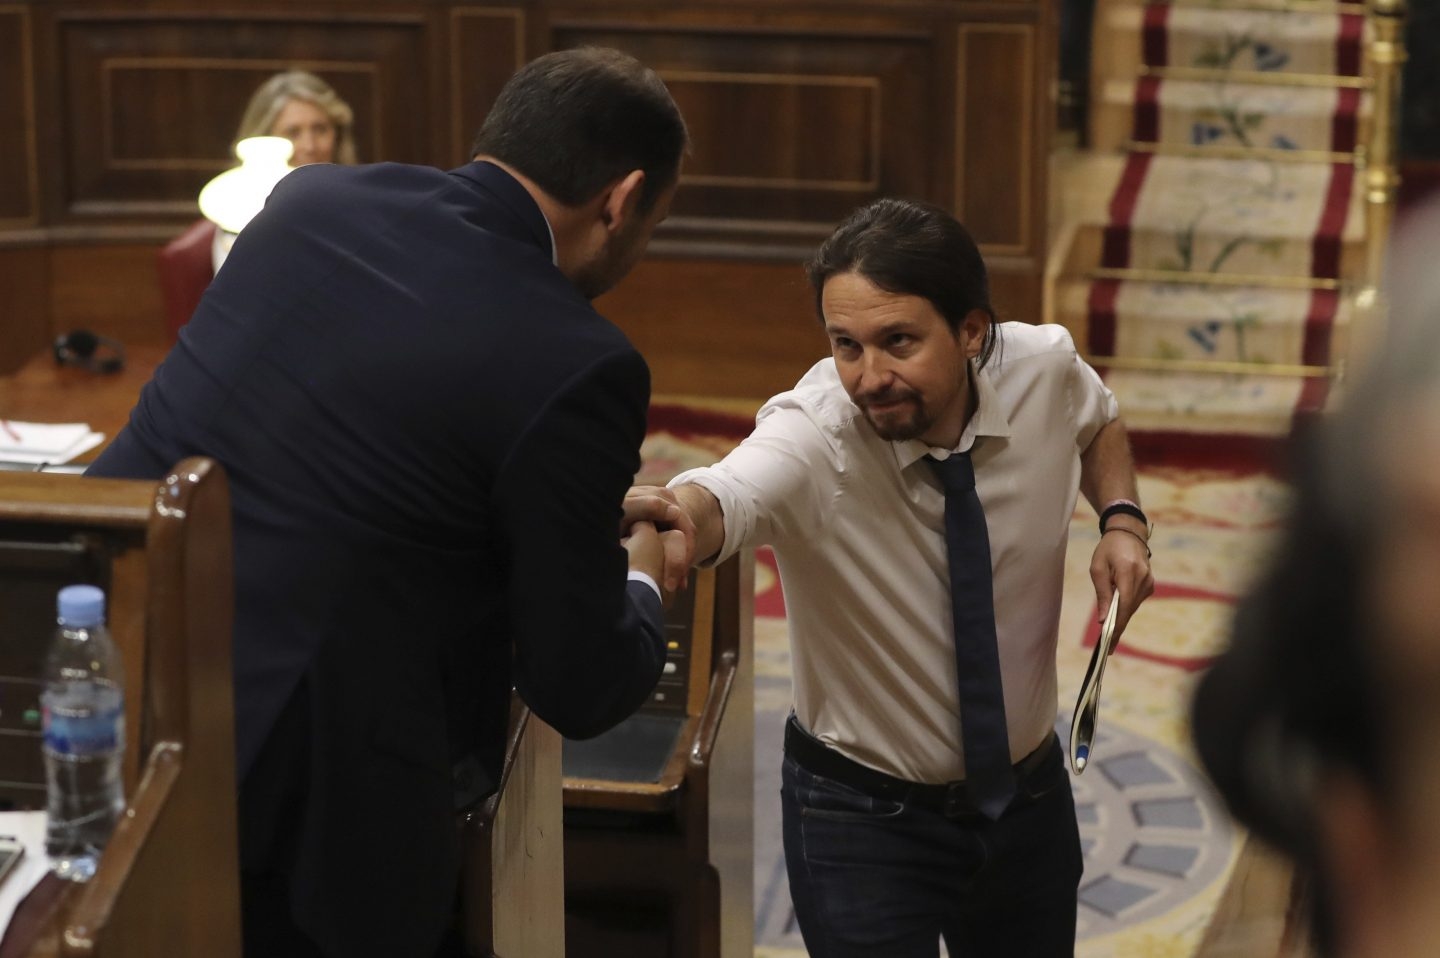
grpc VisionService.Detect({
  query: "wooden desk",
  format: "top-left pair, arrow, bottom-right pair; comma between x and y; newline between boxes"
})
0,346 -> 163,464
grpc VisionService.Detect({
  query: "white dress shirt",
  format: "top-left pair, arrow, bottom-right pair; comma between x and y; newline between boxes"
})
670,322 -> 1118,783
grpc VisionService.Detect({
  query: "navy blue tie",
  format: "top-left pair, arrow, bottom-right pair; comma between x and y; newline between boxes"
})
928,451 -> 1016,820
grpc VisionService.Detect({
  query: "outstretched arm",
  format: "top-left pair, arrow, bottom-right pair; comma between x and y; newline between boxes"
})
1079,417 -> 1154,641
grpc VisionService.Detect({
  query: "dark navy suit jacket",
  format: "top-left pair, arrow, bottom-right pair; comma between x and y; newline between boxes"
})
87,161 -> 667,956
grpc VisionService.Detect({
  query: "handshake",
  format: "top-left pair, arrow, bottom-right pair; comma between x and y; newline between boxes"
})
621,484 -> 715,606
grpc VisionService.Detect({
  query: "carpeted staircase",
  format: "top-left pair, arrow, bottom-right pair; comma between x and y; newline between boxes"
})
1050,0 -> 1380,457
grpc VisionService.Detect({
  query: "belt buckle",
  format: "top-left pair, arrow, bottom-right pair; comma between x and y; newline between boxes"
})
941,781 -> 978,820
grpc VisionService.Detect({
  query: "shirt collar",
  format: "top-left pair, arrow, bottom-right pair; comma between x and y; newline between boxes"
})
542,216 -> 558,266
893,359 -> 1013,471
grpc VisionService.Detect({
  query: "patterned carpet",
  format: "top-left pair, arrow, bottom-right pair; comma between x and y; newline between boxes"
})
644,401 -> 1290,957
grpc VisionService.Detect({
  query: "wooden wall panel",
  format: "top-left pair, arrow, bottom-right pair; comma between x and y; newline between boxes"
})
49,244 -> 167,347
0,241 -> 166,374
956,24 -> 1036,256
551,23 -> 937,253
0,246 -> 51,372
57,13 -> 429,218
449,7 -> 525,166
988,267 -> 1041,327
0,6 -> 37,225
597,258 -> 824,400
667,71 -> 879,187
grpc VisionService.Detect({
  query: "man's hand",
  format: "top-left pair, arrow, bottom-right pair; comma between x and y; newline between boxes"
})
622,521 -> 676,607
623,485 -> 696,593
1090,519 -> 1154,648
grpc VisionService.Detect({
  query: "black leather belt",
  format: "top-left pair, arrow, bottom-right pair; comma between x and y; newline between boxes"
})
784,715 -> 1057,820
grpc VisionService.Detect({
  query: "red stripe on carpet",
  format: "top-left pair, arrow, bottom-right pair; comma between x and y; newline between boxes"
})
1293,375 -> 1331,430
1125,427 -> 1289,475
1301,288 -> 1339,367
1142,2 -> 1171,67
1086,279 -> 1122,356
1290,374 -> 1330,429
1081,582 -> 1235,672
1311,162 -> 1354,279
647,403 -> 755,440
1331,87 -> 1361,153
1103,152 -> 1154,268
1132,76 -> 1163,143
1337,12 -> 1364,77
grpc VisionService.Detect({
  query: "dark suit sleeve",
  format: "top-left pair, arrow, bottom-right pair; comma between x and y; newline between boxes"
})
493,347 -> 666,739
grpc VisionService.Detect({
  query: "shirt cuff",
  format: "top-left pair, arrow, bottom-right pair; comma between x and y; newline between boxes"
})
667,470 -> 744,568
627,570 -> 661,600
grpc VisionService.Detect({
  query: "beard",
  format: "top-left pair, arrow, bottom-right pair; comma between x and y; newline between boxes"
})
857,389 -> 933,442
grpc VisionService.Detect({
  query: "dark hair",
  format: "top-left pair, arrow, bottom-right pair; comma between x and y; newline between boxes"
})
471,48 -> 688,213
806,198 -> 999,368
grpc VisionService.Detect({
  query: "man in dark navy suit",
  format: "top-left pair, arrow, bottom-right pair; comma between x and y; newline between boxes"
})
87,48 -> 690,958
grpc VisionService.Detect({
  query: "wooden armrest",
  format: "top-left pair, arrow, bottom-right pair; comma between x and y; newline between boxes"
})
687,651 -> 738,775
60,743 -> 182,957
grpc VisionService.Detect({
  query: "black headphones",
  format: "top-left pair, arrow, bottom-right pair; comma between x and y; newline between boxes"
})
53,330 -> 125,374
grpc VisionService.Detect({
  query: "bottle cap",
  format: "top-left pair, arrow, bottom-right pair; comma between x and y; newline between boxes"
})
57,584 -> 106,627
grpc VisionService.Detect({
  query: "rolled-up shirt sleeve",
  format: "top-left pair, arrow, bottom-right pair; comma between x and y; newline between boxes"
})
668,394 -> 841,566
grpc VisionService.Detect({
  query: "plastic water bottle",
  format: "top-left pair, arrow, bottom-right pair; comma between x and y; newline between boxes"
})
41,584 -> 125,882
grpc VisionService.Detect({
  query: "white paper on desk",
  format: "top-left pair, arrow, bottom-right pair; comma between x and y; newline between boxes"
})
0,422 -> 104,465
0,811 -> 51,940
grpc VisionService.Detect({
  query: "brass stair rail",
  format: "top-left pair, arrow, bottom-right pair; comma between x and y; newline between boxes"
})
1084,355 -> 1336,378
1348,0 -> 1406,366
1364,0 -> 1406,291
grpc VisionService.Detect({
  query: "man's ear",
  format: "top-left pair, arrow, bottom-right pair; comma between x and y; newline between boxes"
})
600,169 -> 646,236
960,309 -> 991,359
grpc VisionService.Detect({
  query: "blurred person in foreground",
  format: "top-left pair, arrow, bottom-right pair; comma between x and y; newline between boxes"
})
90,48 -> 689,958
1193,197 -> 1440,958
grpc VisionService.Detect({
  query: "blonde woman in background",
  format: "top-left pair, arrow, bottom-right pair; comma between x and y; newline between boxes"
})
213,70 -> 358,269
235,70 -> 358,166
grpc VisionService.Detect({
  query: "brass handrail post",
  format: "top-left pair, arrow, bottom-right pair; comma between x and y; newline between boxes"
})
1353,0 -> 1407,371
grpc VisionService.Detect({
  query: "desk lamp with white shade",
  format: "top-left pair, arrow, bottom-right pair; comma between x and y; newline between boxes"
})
197,135 -> 295,272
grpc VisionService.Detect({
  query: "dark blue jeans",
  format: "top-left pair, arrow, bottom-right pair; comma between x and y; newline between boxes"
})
781,734 -> 1083,958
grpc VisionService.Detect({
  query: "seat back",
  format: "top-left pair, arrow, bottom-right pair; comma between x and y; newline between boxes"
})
155,219 -> 217,342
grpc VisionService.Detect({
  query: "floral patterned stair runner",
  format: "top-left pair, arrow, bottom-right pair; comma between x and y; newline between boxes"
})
1116,78 -> 1363,153
1100,154 -> 1361,280
1066,281 -> 1347,368
1141,4 -> 1364,78
1071,0 -> 1368,444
